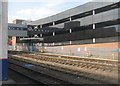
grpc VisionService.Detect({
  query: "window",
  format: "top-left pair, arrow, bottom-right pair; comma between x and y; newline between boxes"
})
42,22 -> 53,27
71,10 -> 93,20
95,19 -> 119,28
95,2 -> 119,14
94,27 -> 117,38
55,17 -> 70,25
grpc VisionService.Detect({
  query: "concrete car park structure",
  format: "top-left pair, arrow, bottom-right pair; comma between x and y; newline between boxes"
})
19,1 -> 119,59
3,0 -> 119,84
7,1 -> 120,58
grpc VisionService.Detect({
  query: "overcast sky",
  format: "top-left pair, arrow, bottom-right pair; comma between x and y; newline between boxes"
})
8,0 -> 93,23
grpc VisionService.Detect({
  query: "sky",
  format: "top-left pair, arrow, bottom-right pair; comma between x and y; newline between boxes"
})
8,0 -> 93,23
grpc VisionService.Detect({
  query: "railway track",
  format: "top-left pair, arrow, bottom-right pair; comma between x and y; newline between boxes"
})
17,53 -> 118,72
9,51 -> 118,65
8,69 -> 42,84
8,58 -> 108,85
39,53 -> 118,65
9,59 -> 72,85
8,53 -> 119,84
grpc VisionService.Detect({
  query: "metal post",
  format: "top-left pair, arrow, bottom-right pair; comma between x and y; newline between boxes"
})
0,1 -> 8,81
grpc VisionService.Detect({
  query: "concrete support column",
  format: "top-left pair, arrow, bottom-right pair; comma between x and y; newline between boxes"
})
70,17 -> 72,21
70,29 -> 72,33
40,34 -> 42,37
40,25 -> 42,28
93,24 -> 95,29
53,22 -> 55,26
0,1 -> 8,81
93,10 -> 95,15
53,32 -> 55,36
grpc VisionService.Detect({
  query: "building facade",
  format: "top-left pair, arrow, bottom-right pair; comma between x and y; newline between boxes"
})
9,1 -> 120,59
8,20 -> 28,51
26,1 -> 120,44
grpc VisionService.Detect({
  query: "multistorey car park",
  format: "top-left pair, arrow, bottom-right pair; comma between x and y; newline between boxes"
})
6,1 -> 120,84
8,1 -> 120,59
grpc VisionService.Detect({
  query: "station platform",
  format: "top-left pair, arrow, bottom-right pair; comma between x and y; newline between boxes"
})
2,78 -> 16,85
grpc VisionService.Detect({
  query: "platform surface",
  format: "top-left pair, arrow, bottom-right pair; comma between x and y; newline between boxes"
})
1,78 -> 16,85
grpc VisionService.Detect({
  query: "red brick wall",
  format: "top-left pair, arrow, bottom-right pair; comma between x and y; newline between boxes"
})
45,42 -> 119,59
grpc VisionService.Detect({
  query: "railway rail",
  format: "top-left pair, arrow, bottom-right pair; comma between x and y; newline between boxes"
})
8,69 -> 42,84
16,53 -> 118,72
8,57 -> 108,85
40,53 -> 118,65
8,52 -> 119,84
9,59 -> 71,85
